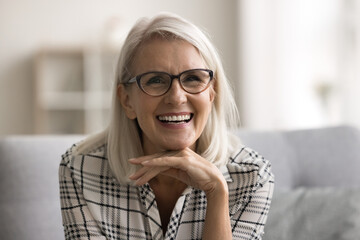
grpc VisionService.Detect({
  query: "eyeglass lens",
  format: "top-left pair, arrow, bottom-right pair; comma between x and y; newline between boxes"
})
139,69 -> 211,96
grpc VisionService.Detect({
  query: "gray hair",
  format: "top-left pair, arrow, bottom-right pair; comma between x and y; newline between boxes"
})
77,12 -> 240,184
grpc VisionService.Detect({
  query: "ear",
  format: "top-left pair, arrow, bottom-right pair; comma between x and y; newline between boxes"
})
117,85 -> 137,119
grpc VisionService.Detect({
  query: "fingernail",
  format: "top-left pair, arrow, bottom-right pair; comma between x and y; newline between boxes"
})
128,158 -> 138,164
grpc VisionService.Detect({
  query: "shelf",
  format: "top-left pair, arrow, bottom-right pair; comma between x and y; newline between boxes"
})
45,110 -> 85,134
34,47 -> 116,134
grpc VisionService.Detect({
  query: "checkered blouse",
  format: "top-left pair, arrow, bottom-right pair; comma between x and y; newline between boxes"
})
59,142 -> 274,240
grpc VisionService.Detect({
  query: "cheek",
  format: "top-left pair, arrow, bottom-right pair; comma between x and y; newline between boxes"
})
200,91 -> 214,111
130,92 -> 150,113
133,97 -> 158,122
194,95 -> 213,124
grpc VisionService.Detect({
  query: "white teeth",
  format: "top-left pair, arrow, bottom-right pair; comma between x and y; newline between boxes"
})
158,114 -> 191,122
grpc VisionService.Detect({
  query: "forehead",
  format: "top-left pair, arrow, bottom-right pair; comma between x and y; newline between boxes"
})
131,37 -> 206,75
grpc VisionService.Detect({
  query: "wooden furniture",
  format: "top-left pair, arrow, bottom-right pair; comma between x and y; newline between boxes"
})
34,47 -> 117,134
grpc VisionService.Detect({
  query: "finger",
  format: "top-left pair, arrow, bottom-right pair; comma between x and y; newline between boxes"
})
129,165 -> 154,181
128,153 -> 163,164
128,151 -> 178,164
142,156 -> 191,171
134,166 -> 170,186
160,168 -> 190,183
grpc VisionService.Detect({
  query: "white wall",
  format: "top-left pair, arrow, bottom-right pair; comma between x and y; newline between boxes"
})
0,0 -> 239,135
3,0 -> 359,135
340,0 -> 360,129
238,0 -> 360,130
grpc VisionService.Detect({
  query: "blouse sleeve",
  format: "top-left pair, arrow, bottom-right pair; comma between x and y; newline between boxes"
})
228,147 -> 275,239
59,149 -> 107,240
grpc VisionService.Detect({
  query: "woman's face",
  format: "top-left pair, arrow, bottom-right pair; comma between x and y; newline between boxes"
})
119,38 -> 214,155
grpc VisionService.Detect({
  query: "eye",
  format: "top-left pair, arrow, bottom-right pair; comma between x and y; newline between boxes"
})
182,74 -> 207,88
183,75 -> 202,82
143,76 -> 167,86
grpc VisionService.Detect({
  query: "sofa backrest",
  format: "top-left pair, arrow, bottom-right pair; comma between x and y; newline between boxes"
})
0,135 -> 83,240
237,125 -> 360,190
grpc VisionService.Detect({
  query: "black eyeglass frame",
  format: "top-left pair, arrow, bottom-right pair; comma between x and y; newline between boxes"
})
125,68 -> 214,96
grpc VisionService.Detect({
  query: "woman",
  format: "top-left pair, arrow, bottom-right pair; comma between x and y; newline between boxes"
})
59,13 -> 274,240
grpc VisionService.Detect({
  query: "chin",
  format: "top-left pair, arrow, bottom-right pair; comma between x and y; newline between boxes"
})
162,141 -> 195,151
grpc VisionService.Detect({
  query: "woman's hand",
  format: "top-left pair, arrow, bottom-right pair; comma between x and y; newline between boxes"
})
128,148 -> 227,197
129,148 -> 232,239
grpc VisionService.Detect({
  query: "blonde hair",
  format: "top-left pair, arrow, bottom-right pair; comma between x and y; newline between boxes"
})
76,12 -> 240,184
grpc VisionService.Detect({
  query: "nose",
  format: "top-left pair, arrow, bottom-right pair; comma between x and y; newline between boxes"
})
163,78 -> 187,105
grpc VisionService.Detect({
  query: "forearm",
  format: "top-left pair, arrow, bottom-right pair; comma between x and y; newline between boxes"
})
202,181 -> 232,240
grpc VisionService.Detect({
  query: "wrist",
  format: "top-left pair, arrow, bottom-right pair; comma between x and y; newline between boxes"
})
205,178 -> 229,201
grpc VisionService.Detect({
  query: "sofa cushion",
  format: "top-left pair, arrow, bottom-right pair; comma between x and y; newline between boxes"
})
264,187 -> 360,240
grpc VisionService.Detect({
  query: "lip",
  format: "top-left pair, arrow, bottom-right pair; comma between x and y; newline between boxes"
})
157,112 -> 192,117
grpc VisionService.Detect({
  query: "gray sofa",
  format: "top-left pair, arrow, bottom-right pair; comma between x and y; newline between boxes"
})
1,126 -> 360,240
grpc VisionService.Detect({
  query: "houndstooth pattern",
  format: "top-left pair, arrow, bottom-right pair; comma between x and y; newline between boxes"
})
59,143 -> 274,240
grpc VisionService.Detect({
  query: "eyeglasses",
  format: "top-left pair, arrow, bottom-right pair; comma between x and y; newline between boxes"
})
126,68 -> 213,96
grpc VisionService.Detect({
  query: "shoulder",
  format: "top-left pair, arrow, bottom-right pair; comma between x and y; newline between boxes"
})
60,132 -> 109,178
228,146 -> 273,182
225,144 -> 274,197
225,145 -> 274,214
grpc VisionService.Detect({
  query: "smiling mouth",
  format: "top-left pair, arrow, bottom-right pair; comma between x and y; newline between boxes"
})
157,113 -> 193,124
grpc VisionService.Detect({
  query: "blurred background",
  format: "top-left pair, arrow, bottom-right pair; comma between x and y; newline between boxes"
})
1,0 -> 359,136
